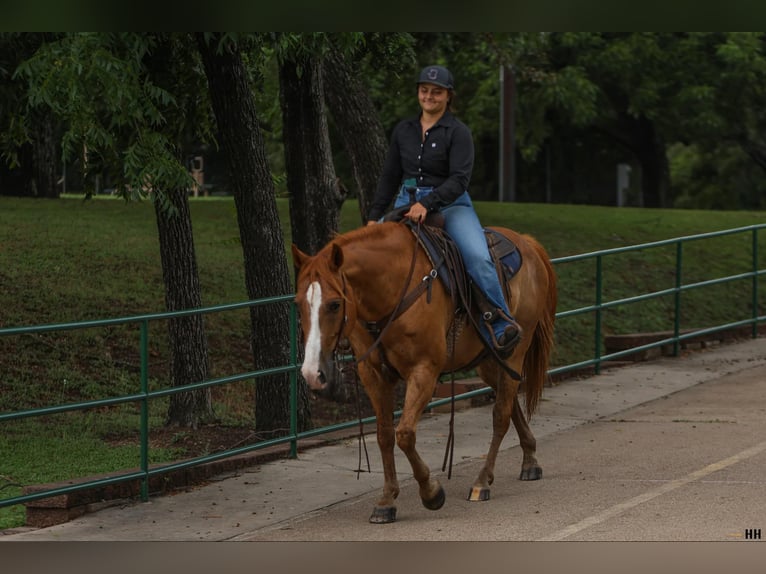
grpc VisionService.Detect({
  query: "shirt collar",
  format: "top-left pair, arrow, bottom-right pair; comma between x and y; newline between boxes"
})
407,110 -> 456,129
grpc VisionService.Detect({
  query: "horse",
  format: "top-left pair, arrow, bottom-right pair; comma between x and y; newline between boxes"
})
291,220 -> 557,523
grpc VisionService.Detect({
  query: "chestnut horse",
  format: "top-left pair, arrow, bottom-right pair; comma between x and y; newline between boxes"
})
292,221 -> 557,523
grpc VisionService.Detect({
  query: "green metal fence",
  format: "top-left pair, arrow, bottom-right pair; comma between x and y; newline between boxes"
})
2,224 -> 765,514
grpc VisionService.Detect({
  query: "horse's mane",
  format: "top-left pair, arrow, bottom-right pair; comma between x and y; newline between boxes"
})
323,222 -> 400,251
298,225 -> 397,299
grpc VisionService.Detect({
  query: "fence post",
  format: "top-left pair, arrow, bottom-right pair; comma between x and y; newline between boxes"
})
673,242 -> 683,357
139,319 -> 150,502
289,302 -> 298,459
594,255 -> 603,374
753,228 -> 759,339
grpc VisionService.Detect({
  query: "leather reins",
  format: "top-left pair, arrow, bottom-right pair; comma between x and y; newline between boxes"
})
334,221 -> 426,477
331,219 -> 520,479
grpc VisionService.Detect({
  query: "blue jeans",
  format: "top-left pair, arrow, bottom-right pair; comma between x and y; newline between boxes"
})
393,186 -> 512,341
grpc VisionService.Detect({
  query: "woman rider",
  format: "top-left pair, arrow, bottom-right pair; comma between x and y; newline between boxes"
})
366,64 -> 521,357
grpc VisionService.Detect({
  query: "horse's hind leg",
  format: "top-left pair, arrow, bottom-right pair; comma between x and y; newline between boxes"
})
468,366 -> 517,502
512,393 -> 542,480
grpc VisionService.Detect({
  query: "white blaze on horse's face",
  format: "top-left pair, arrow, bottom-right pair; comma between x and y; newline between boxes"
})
301,281 -> 325,389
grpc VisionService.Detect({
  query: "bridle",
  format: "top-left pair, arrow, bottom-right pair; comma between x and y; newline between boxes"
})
326,222 -> 426,477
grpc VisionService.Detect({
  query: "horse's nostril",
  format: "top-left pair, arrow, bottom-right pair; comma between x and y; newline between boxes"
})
318,371 -> 326,384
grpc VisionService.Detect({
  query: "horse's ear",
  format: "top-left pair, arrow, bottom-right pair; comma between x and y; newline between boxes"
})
291,244 -> 309,270
329,243 -> 344,271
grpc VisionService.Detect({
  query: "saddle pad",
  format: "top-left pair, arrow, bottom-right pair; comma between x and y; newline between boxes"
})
405,222 -> 522,296
485,228 -> 522,282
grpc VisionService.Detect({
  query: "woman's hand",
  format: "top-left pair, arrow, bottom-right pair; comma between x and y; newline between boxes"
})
405,202 -> 428,223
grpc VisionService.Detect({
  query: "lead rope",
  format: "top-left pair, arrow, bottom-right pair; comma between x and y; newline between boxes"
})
352,221 -> 422,366
333,276 -> 371,479
353,371 -> 371,478
441,328 -> 458,479
437,230 -> 461,479
339,356 -> 371,479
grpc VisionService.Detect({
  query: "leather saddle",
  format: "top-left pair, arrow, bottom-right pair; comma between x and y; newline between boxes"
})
381,207 -> 523,306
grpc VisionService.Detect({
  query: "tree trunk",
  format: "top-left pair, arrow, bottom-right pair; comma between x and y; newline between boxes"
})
279,53 -> 344,255
631,116 -> 669,208
30,110 -> 59,198
153,186 -> 214,427
322,45 -> 388,224
0,33 -> 59,198
0,114 -> 57,198
600,113 -> 670,208
197,34 -> 312,435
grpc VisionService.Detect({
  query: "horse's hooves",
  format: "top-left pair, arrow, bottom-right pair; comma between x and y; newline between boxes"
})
519,466 -> 543,481
467,486 -> 490,502
369,506 -> 397,524
422,486 -> 446,511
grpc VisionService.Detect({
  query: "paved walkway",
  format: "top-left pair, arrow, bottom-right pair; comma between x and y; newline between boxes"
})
2,336 -> 765,541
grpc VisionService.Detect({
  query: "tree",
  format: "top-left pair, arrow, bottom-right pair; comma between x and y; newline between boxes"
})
0,32 -> 60,198
17,33 -> 214,426
499,32 -> 766,209
322,33 -> 414,223
684,32 -> 766,208
411,33 -> 687,207
197,33 -> 312,434
276,34 -> 345,256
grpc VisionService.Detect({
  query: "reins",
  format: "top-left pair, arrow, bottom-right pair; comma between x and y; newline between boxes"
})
336,218 -> 520,480
350,221 -> 423,366
337,220 -> 424,478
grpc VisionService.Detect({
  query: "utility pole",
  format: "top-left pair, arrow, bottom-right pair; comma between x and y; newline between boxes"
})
498,65 -> 516,203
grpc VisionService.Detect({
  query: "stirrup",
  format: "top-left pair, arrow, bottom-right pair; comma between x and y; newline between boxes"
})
486,317 -> 522,358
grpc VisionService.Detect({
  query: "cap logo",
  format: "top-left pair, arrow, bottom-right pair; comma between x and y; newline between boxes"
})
427,68 -> 439,81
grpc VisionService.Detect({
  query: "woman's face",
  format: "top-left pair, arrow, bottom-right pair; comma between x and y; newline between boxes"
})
418,83 -> 449,115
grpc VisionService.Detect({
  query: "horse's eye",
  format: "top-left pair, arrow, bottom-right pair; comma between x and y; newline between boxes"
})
327,300 -> 342,313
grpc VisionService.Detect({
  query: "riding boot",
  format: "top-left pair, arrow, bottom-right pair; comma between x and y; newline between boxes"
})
484,309 -> 523,359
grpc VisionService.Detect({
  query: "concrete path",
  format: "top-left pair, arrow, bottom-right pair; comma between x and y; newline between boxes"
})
2,337 -> 765,541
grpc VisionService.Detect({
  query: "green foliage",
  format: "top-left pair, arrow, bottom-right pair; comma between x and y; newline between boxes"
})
0,414 -> 183,530
0,33 -> 61,168
8,32 -> 766,209
14,33 -> 213,200
348,32 -> 417,132
670,142 -> 766,210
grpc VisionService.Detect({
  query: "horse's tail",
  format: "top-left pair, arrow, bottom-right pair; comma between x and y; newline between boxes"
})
521,237 -> 558,419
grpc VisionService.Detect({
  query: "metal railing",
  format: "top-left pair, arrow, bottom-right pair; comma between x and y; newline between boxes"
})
2,224 -> 765,514
550,223 -> 765,378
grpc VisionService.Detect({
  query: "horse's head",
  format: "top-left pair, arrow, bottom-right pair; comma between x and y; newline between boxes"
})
292,242 -> 357,395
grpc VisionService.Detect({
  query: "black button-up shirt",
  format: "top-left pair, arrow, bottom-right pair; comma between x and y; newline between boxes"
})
368,110 -> 474,221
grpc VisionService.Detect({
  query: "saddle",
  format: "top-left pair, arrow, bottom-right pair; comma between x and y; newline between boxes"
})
363,209 -> 524,381
380,207 -> 523,332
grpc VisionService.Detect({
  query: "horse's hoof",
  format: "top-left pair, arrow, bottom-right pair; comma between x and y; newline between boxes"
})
519,466 -> 542,481
369,506 -> 397,524
422,486 -> 446,511
467,486 -> 490,502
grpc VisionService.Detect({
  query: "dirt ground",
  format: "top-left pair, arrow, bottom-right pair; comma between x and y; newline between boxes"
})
145,392 -> 378,459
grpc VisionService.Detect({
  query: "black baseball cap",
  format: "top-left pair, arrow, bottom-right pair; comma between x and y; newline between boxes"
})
417,65 -> 454,90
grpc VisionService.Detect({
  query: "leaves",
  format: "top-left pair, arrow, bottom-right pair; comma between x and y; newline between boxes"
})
14,32 -> 205,203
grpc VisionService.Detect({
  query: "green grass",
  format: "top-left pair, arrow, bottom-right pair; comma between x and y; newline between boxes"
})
0,414 -> 184,528
1,194 -> 765,529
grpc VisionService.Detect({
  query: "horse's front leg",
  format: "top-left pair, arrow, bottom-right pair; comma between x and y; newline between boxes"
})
359,364 -> 400,524
396,367 -> 445,512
